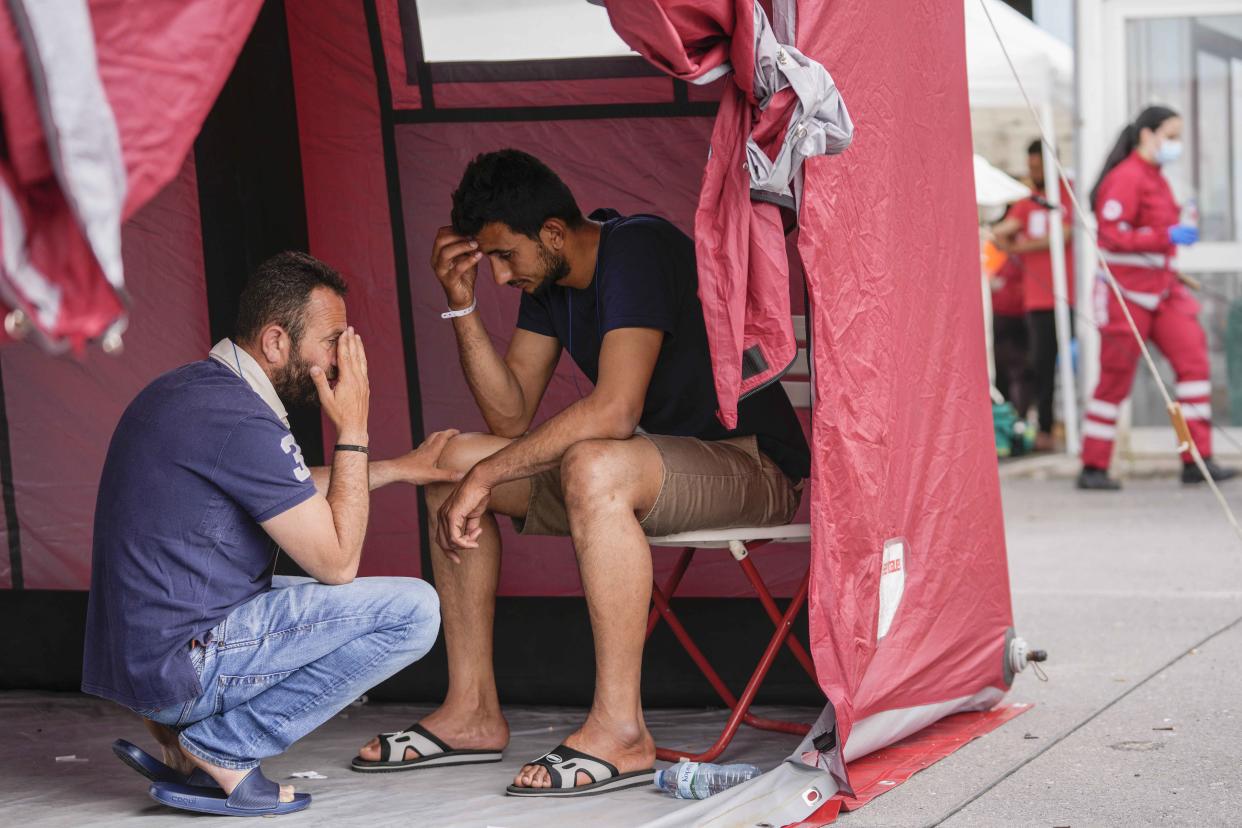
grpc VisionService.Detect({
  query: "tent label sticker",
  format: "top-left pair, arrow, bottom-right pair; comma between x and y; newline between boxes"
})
877,537 -> 906,641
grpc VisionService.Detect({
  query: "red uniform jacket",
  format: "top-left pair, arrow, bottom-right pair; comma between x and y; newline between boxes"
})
1094,151 -> 1181,303
1007,183 -> 1074,312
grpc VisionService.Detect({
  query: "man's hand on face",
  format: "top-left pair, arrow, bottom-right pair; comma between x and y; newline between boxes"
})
431,226 -> 483,310
436,470 -> 490,563
392,429 -> 465,486
312,327 -> 370,443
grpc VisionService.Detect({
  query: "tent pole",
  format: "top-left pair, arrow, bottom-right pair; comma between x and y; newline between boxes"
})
1041,98 -> 1080,455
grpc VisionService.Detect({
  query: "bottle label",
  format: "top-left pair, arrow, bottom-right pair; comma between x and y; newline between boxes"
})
676,762 -> 700,799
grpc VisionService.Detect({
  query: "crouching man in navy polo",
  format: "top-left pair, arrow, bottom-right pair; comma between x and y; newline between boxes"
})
83,252 -> 458,816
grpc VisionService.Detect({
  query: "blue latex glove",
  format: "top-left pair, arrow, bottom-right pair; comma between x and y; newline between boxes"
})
1169,224 -> 1200,246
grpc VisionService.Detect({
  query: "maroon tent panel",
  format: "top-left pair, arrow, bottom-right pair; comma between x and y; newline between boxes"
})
285,0 -> 813,597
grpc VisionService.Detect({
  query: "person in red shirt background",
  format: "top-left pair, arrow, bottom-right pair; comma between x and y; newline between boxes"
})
1076,105 -> 1236,490
994,140 -> 1074,452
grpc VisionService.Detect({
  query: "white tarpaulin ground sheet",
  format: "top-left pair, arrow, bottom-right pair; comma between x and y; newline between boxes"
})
1,692 -> 820,827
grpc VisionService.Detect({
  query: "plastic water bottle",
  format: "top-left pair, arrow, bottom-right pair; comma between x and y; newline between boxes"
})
654,762 -> 762,799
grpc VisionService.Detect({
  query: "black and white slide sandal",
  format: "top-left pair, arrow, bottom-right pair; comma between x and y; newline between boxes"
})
505,744 -> 654,797
350,723 -> 503,772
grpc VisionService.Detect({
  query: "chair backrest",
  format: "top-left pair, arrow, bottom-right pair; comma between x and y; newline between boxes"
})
780,315 -> 813,410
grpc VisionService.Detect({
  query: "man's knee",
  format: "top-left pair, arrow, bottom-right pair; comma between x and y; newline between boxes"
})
426,431 -> 499,505
439,432 -> 493,471
351,574 -> 438,615
382,578 -> 440,657
561,439 -> 633,513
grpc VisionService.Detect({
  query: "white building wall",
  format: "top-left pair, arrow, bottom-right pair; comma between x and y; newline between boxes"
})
1034,0 -> 1075,44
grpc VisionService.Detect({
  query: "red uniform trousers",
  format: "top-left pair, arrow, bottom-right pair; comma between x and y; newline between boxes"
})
1081,272 -> 1211,469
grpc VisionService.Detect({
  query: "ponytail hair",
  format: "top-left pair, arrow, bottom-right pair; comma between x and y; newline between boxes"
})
1090,105 -> 1179,209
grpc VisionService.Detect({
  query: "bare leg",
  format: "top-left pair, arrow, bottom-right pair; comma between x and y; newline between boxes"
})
144,716 -> 296,802
143,718 -> 195,777
514,437 -> 663,788
358,432 -> 531,761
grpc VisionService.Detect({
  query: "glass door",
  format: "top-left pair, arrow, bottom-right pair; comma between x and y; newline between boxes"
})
1088,4 -> 1242,458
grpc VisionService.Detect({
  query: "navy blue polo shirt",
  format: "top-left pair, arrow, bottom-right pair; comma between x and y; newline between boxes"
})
82,359 -> 317,710
517,209 -> 810,481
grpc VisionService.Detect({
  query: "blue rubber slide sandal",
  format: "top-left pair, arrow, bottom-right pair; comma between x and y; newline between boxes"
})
150,766 -> 311,816
112,739 -> 219,788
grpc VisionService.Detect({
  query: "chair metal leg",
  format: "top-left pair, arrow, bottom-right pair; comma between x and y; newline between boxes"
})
655,571 -> 814,762
650,581 -> 743,709
646,546 -> 696,642
652,579 -> 813,737
736,555 -> 819,682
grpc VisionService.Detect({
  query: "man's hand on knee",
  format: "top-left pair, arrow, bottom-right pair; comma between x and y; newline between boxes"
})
388,429 -> 466,486
435,472 -> 492,561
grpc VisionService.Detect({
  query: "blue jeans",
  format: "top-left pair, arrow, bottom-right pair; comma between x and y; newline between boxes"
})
138,576 -> 439,770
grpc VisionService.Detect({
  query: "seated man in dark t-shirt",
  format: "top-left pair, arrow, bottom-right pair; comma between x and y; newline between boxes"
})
353,150 -> 810,796
83,253 -> 458,816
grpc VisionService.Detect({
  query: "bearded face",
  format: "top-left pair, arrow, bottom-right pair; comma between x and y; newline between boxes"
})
272,338 -> 335,408
529,241 -> 570,298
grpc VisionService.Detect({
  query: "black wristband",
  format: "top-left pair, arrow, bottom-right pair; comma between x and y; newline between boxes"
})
335,444 -> 370,455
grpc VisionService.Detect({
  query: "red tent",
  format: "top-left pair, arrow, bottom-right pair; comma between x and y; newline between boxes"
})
603,1 -> 1019,816
0,0 -> 1027,821
0,0 -> 260,352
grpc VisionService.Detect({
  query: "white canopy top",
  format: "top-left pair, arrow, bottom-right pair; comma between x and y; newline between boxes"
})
965,0 -> 1073,110
418,0 -> 629,62
418,0 -> 1073,115
973,154 -> 1032,206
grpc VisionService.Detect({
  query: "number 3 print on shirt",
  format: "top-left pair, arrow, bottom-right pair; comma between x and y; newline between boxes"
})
281,433 -> 312,482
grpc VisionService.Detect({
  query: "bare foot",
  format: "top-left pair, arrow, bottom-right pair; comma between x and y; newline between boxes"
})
142,719 -> 195,778
512,713 -> 654,789
179,744 -> 293,803
356,704 -> 509,762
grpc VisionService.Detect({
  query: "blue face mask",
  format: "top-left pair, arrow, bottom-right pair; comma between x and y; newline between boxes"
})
1155,139 -> 1183,166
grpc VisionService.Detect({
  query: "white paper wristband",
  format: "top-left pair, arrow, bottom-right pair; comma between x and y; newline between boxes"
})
441,298 -> 477,319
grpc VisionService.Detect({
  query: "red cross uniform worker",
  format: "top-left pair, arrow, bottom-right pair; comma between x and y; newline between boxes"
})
1078,105 -> 1237,490
993,139 -> 1075,452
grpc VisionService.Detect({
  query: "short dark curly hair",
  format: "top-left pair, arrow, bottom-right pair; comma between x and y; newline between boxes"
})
451,149 -> 584,239
234,252 -> 347,346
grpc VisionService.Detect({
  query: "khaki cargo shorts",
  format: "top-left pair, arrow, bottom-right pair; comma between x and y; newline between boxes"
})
515,434 -> 802,537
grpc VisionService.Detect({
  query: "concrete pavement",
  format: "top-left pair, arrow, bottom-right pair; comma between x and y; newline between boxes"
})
843,468 -> 1242,827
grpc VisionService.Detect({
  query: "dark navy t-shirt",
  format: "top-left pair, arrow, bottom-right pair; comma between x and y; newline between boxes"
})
82,359 -> 317,709
517,209 -> 810,481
